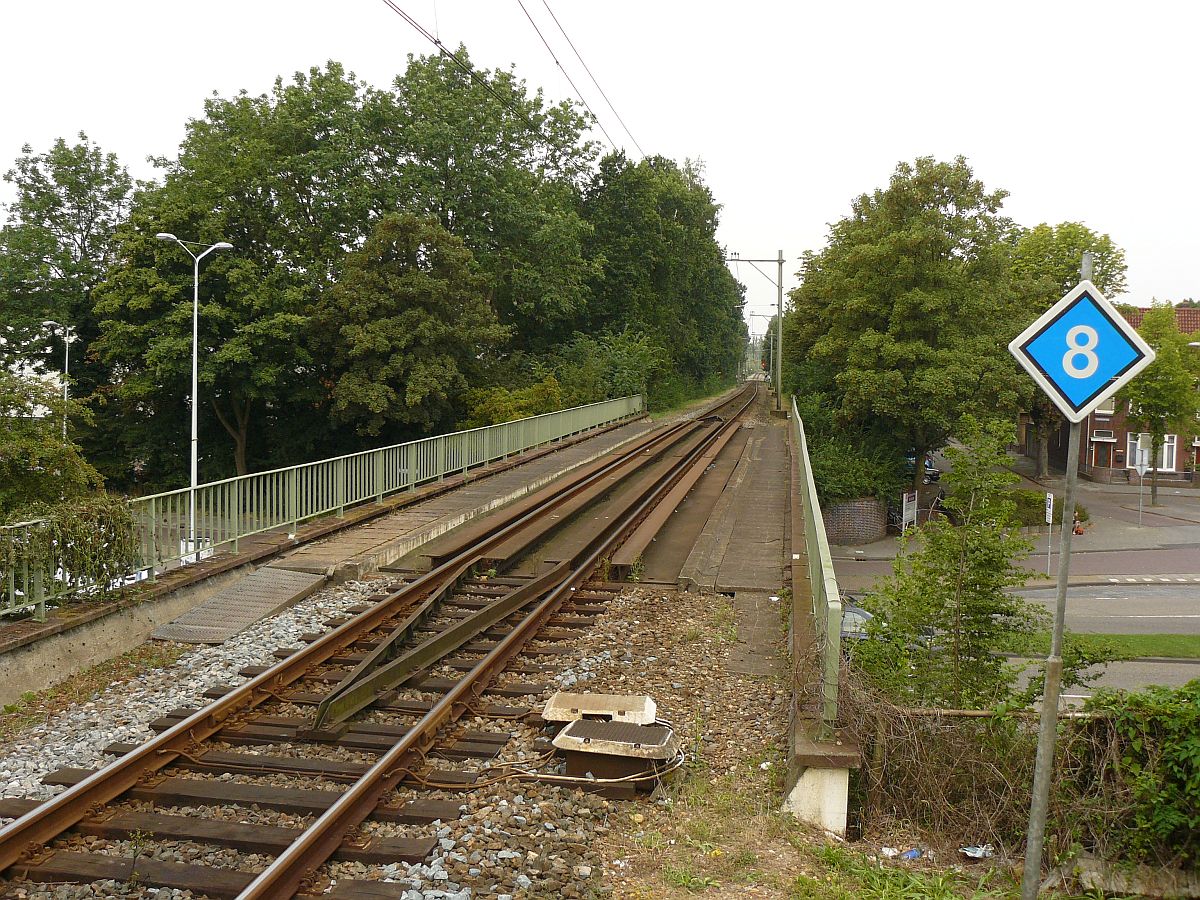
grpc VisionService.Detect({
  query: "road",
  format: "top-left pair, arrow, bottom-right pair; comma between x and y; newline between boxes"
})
1015,582 -> 1200,698
1015,583 -> 1200,635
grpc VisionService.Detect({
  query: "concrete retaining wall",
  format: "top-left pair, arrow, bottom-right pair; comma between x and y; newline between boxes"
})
0,564 -> 257,707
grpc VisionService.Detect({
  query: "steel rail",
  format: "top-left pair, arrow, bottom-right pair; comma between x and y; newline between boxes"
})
0,390 -> 747,875
237,384 -> 758,898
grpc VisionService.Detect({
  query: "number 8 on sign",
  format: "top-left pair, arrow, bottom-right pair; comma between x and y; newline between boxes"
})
1063,325 -> 1099,378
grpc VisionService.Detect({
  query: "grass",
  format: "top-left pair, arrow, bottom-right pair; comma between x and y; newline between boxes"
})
1023,631 -> 1200,660
0,642 -> 187,745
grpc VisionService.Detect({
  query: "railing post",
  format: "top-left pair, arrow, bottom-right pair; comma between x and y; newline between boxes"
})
337,457 -> 346,517
288,468 -> 298,533
30,528 -> 46,622
148,497 -> 158,581
407,444 -> 417,493
375,451 -> 385,504
231,479 -> 241,553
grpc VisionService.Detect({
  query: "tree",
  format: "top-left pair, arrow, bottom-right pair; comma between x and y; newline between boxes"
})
583,153 -> 746,404
1120,303 -> 1200,505
1011,223 -> 1129,478
787,156 -> 1025,486
317,214 -> 509,436
0,368 -> 101,518
95,63 -> 390,480
0,134 -> 133,474
387,49 -> 601,353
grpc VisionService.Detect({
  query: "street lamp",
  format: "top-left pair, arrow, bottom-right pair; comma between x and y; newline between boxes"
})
155,233 -> 234,562
41,320 -> 75,440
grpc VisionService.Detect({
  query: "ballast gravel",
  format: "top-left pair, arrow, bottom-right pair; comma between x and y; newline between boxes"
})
0,577 -> 785,899
0,578 -> 377,804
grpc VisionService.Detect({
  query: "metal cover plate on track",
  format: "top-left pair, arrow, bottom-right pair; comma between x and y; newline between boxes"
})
151,567 -> 326,644
542,691 -> 656,725
552,719 -> 678,759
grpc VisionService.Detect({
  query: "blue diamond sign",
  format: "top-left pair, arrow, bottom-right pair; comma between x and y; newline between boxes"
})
1009,280 -> 1155,423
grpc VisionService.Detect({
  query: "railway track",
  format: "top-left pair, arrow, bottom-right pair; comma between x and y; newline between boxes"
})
0,384 -> 758,898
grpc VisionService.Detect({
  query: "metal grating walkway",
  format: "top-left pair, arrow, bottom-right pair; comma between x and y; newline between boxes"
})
151,567 -> 327,644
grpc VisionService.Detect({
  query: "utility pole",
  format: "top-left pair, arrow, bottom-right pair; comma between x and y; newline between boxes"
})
725,252 -> 786,411
776,249 -> 784,411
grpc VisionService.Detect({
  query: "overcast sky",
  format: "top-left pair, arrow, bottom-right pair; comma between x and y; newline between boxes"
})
3,1 -> 1198,338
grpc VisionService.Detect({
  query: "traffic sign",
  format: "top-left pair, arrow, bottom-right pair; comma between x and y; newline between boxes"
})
1044,492 -> 1054,525
1009,280 -> 1155,423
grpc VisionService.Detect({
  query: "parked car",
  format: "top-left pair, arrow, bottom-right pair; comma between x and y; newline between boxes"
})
841,602 -> 874,641
904,452 -> 941,484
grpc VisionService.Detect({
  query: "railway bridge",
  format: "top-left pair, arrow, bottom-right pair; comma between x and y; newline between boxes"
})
0,381 -> 856,897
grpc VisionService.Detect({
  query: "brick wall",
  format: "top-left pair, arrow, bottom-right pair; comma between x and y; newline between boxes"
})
822,497 -> 887,545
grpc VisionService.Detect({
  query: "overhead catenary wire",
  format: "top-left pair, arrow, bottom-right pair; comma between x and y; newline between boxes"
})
378,0 -> 554,146
513,0 -> 621,152
540,0 -> 646,158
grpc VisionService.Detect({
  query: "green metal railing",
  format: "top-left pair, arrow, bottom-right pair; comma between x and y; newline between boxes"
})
130,394 -> 644,575
0,395 -> 644,618
791,396 -> 842,730
1,522 -> 50,620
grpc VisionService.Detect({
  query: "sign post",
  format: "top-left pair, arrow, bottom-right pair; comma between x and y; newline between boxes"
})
1010,253 -> 1156,900
1044,492 -> 1054,576
901,490 -> 918,532
1135,445 -> 1150,526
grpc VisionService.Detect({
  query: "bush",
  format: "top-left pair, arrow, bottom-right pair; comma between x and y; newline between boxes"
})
842,676 -> 1200,868
808,437 -> 904,506
1009,488 -> 1088,528
1066,680 -> 1200,868
2,494 -> 139,609
794,392 -> 903,506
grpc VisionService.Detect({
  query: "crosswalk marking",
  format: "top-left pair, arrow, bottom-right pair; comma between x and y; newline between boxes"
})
1109,576 -> 1200,583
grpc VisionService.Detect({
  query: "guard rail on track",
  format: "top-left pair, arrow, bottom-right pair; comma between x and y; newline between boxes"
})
791,396 -> 841,732
1,395 -> 644,618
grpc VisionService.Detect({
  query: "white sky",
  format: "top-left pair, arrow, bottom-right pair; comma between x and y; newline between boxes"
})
3,1 -> 1198,339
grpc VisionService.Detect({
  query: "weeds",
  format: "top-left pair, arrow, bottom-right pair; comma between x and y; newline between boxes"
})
0,642 -> 186,745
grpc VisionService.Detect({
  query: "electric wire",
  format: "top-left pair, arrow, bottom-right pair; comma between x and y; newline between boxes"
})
378,0 -> 555,146
514,0 -> 621,151
540,0 -> 646,158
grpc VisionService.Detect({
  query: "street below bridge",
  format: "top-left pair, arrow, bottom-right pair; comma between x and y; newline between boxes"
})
833,455 -> 1200,695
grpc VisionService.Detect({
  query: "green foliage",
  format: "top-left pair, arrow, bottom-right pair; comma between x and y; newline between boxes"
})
8,53 -> 745,501
584,153 -> 746,394
851,419 -> 1069,708
550,329 -> 667,406
794,392 -> 904,506
0,133 -> 133,482
1007,488 -> 1088,528
0,368 -> 101,518
460,375 -> 564,429
1072,680 -> 1200,867
317,213 -> 508,436
808,436 -> 903,506
787,156 -> 1024,480
1011,222 -> 1128,298
2,494 -> 138,606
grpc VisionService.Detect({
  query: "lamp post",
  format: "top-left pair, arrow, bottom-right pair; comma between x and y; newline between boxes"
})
41,320 -> 74,439
155,233 -> 233,562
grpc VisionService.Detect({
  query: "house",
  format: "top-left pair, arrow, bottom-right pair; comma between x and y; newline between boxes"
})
1020,306 -> 1200,484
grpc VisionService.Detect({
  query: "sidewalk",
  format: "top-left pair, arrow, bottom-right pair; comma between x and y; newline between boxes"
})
831,450 -> 1200,594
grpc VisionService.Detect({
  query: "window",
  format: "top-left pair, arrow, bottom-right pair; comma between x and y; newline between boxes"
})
1092,429 -> 1115,441
1127,433 -> 1177,471
1094,396 -> 1117,416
